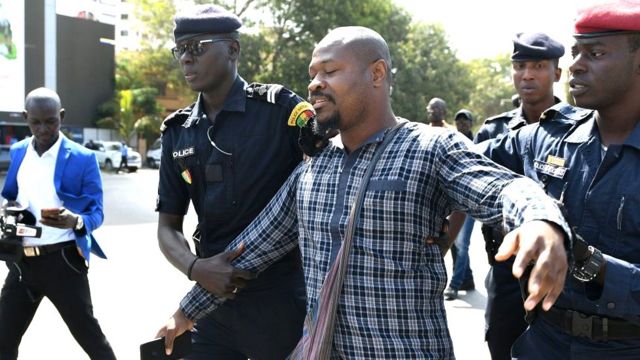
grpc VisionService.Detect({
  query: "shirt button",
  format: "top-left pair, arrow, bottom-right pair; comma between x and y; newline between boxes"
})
540,174 -> 549,182
607,302 -> 616,310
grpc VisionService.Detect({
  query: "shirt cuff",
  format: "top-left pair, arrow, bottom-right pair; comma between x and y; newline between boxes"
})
179,285 -> 226,321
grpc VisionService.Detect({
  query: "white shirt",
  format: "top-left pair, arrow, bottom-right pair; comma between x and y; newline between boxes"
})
16,133 -> 75,246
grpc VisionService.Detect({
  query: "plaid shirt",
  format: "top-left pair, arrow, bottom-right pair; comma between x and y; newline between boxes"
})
181,121 -> 570,359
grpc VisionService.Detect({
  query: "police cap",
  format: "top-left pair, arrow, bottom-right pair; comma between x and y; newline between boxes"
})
454,109 -> 474,123
574,0 -> 640,38
173,4 -> 242,42
511,32 -> 565,61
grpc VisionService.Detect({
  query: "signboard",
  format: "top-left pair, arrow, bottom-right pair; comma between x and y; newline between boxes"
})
0,0 -> 24,113
56,0 -> 117,25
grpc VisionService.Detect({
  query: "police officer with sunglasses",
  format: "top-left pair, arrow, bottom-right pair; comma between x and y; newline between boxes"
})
155,5 -> 309,359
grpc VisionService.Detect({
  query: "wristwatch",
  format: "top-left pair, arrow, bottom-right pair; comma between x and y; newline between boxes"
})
572,244 -> 604,282
74,215 -> 84,231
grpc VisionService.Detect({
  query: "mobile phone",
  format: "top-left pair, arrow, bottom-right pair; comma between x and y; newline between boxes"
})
140,331 -> 192,360
41,208 -> 62,218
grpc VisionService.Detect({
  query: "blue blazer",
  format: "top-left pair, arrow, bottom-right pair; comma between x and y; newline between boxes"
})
1,136 -> 106,261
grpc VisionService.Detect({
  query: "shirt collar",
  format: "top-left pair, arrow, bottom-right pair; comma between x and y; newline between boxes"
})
29,132 -> 63,159
183,75 -> 248,128
508,96 -> 563,129
563,113 -> 640,150
624,121 -> 640,150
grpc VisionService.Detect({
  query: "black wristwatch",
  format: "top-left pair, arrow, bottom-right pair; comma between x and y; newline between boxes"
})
571,244 -> 604,282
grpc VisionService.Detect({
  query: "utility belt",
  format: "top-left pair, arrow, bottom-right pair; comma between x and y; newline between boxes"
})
539,306 -> 640,341
22,240 -> 75,257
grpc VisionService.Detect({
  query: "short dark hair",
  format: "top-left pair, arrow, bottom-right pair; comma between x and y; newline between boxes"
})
551,58 -> 560,69
628,33 -> 640,52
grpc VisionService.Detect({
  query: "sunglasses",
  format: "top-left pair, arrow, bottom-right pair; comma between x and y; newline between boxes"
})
171,38 -> 232,61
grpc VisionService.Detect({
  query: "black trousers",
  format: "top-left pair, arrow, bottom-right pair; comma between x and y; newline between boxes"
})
116,155 -> 128,173
0,245 -> 116,360
189,250 -> 307,360
484,257 -> 528,360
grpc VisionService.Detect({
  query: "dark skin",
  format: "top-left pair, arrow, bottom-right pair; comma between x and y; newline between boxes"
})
569,34 -> 640,285
20,90 -> 80,230
512,59 -> 561,123
156,34 -> 254,353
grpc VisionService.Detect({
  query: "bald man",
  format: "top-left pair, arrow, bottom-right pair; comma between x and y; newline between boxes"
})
0,88 -> 115,359
158,27 -> 572,358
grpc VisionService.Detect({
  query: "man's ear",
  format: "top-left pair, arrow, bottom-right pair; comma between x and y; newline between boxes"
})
228,41 -> 240,61
22,110 -> 27,120
371,59 -> 388,88
554,67 -> 562,82
60,108 -> 65,121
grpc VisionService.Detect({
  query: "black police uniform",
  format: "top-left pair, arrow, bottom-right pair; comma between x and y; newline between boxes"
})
476,98 -> 562,360
157,76 -> 306,359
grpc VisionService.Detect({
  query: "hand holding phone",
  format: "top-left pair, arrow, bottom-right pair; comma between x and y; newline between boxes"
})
41,208 -> 63,219
140,331 -> 192,360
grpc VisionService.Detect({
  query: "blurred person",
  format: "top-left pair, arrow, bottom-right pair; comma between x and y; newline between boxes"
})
0,88 -> 114,359
427,97 -> 457,130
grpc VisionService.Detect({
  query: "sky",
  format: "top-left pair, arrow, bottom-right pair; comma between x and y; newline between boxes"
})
395,0 -> 582,65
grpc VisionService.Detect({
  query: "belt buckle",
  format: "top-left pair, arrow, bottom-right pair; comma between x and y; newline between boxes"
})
23,247 -> 40,257
571,311 -> 593,338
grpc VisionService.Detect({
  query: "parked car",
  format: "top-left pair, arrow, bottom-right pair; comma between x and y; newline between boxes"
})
84,140 -> 142,172
146,138 -> 161,169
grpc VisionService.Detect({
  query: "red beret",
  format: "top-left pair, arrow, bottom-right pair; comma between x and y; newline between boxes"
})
574,0 -> 640,38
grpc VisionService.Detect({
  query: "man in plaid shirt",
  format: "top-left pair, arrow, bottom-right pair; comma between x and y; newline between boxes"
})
158,27 -> 571,358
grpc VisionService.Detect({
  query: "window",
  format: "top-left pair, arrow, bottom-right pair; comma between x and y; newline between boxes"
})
121,14 -> 129,20
120,30 -> 129,36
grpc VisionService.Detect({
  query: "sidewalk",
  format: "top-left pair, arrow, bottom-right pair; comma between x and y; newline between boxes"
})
2,221 -> 494,359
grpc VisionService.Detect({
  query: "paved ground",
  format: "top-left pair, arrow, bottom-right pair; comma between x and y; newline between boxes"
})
0,169 -> 495,359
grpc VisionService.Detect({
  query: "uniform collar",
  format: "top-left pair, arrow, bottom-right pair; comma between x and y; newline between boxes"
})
183,76 -> 248,128
509,96 -> 563,129
563,113 -> 640,150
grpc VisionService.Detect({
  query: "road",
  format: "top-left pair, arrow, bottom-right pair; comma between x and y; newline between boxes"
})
0,169 -> 493,359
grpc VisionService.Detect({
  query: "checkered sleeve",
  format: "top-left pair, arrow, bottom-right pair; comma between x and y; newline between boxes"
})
435,131 -> 571,236
180,163 -> 304,321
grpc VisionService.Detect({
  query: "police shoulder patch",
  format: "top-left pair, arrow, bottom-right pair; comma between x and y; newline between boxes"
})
287,101 -> 315,127
160,104 -> 194,133
245,82 -> 284,104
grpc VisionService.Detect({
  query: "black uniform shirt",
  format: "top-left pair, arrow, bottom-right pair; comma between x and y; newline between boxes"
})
157,76 -> 304,257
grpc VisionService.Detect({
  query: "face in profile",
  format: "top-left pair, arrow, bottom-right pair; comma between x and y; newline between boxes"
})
569,35 -> 638,110
175,34 -> 236,93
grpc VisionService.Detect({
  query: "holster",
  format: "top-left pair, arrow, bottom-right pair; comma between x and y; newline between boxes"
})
482,224 -> 504,266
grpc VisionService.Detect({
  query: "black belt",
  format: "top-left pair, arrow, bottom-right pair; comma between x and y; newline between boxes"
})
23,240 -> 75,257
540,306 -> 640,341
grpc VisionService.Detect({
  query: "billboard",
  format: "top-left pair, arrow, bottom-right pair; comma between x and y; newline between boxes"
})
56,0 -> 117,25
0,0 -> 24,113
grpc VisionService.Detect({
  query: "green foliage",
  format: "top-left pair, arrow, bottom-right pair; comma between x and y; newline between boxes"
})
97,87 -> 164,142
110,0 -> 521,139
463,54 -> 515,129
393,23 -> 471,122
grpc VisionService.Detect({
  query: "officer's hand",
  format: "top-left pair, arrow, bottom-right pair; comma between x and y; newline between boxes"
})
156,308 -> 193,356
191,243 -> 257,298
40,207 -> 78,229
495,220 -> 568,312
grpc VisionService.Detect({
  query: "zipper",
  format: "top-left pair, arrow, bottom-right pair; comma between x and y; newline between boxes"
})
617,196 -> 625,231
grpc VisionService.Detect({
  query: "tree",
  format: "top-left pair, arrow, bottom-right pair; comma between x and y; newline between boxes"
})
392,23 -> 472,123
463,54 -> 515,128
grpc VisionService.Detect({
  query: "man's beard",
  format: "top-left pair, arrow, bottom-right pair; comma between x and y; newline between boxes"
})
314,112 -> 340,137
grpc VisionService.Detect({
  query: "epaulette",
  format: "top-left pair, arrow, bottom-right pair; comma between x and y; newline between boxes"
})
245,82 -> 315,128
540,103 -> 593,123
160,104 -> 194,133
483,109 -> 517,124
245,82 -> 286,105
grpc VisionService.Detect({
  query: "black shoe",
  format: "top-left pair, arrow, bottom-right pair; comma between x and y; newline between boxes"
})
459,279 -> 475,291
444,287 -> 458,300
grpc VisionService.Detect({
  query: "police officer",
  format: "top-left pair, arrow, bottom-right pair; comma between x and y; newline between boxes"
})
482,2 -> 640,358
155,5 -> 309,359
475,32 -> 566,360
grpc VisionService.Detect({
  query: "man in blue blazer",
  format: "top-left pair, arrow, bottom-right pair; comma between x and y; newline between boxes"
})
0,88 -> 116,359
